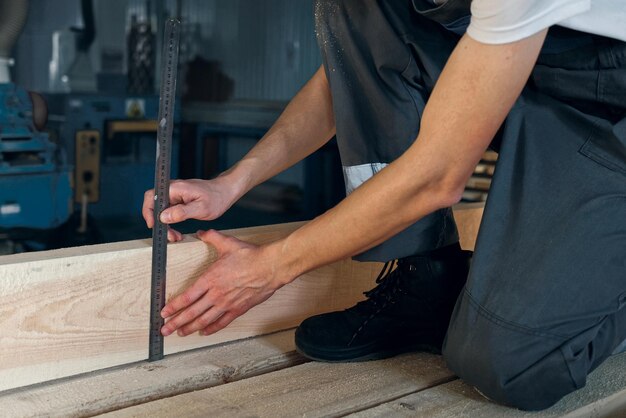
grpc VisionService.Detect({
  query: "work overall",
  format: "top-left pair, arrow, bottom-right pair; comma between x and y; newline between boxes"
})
314,0 -> 626,410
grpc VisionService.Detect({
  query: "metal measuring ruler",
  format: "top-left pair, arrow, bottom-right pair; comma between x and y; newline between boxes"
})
149,18 -> 180,362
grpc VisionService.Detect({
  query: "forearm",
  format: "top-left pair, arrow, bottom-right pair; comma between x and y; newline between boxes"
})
220,66 -> 336,201
268,31 -> 547,282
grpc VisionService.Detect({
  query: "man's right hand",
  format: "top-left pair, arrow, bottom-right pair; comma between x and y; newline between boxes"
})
142,178 -> 238,242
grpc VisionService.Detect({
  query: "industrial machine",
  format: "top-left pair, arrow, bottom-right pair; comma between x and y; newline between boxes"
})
48,93 -> 180,220
0,84 -> 72,232
0,0 -> 73,252
44,0 -> 179,224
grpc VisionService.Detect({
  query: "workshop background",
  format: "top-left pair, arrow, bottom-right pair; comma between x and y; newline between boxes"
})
0,0 -> 493,254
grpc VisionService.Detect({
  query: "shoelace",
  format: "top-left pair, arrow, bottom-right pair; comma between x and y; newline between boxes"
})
363,257 -> 421,305
362,260 -> 400,307
349,259 -> 415,345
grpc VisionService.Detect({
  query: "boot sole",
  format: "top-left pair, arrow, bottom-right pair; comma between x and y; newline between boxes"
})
295,338 -> 441,363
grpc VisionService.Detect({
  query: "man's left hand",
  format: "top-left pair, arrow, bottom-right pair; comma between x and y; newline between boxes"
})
160,229 -> 287,337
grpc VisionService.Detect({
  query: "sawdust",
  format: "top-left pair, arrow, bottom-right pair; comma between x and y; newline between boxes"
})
313,0 -> 346,80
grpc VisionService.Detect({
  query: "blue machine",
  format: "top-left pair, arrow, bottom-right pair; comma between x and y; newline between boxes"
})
50,93 -> 179,220
0,83 -> 73,230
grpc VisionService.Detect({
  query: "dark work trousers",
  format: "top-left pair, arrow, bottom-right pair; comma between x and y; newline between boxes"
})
314,0 -> 626,411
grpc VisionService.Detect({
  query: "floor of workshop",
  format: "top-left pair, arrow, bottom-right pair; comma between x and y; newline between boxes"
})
3,329 -> 625,417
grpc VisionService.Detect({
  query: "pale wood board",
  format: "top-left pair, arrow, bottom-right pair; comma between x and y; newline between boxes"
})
452,202 -> 483,251
0,330 -> 304,418
0,204 -> 483,393
0,223 -> 378,392
348,352 -> 626,418
100,352 -> 456,418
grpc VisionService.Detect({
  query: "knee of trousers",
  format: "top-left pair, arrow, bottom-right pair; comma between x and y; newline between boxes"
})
442,292 -> 584,411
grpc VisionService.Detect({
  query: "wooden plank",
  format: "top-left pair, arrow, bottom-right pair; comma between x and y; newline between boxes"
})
0,330 -> 304,418
0,223 -> 378,392
100,352 -> 456,418
0,204 -> 483,393
452,202 -> 483,251
348,352 -> 626,418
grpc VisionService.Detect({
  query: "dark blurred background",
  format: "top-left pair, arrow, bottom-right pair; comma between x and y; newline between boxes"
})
0,0 -> 349,253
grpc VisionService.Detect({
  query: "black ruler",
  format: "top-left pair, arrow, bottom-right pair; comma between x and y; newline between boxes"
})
149,18 -> 180,362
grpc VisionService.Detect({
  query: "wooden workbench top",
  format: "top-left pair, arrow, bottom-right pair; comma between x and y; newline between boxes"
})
1,329 -> 624,417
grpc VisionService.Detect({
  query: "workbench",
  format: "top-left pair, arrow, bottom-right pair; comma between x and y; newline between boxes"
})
1,330 -> 624,417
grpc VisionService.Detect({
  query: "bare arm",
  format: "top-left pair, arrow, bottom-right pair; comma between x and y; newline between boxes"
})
143,66 -> 335,237
160,31 -> 548,337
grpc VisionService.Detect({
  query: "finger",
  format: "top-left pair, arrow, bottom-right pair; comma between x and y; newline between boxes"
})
167,228 -> 183,242
160,201 -> 207,224
142,189 -> 156,228
161,278 -> 209,319
200,312 -> 238,336
177,307 -> 225,336
161,294 -> 215,336
160,309 -> 183,336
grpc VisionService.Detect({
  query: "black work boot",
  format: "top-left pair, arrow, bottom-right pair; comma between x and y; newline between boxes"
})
295,242 -> 472,362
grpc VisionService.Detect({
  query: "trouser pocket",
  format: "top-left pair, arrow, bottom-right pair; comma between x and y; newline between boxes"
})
580,117 -> 626,176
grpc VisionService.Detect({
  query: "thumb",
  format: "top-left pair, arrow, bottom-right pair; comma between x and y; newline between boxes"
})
196,229 -> 232,255
160,201 -> 205,224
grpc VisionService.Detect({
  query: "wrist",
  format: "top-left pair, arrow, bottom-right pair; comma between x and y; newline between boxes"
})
214,166 -> 251,205
262,238 -> 306,287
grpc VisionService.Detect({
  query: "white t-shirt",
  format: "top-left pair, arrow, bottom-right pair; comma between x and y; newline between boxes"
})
466,0 -> 626,44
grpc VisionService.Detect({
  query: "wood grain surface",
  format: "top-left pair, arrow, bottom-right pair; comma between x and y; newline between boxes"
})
0,223 -> 379,391
0,330 -> 304,418
101,352 -> 456,418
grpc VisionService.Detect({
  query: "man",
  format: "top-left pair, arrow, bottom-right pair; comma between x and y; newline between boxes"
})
143,0 -> 626,411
